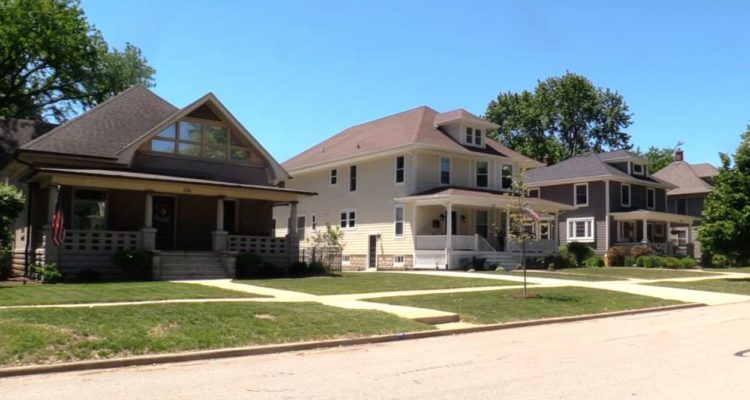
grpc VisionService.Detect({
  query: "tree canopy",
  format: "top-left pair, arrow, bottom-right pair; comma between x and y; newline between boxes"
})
485,72 -> 633,164
699,126 -> 750,266
0,0 -> 155,121
635,142 -> 683,173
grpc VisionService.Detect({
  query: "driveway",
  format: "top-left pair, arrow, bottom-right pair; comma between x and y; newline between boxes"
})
3,302 -> 750,399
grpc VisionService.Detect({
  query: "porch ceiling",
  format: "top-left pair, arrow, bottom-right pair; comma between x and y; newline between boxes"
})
394,187 -> 575,212
29,168 -> 315,202
610,210 -> 700,224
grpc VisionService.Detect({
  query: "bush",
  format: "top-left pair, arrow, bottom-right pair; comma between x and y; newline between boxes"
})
583,256 -> 605,268
630,245 -> 655,259
236,252 -> 264,278
606,246 -> 629,267
308,260 -> 327,275
259,262 -> 283,277
472,257 -> 487,271
288,261 -> 309,276
76,268 -> 101,282
34,263 -> 63,283
567,242 -> 594,267
623,256 -> 636,267
679,258 -> 697,269
555,246 -> 577,269
637,256 -> 665,268
710,254 -> 735,268
662,257 -> 681,269
112,249 -> 151,279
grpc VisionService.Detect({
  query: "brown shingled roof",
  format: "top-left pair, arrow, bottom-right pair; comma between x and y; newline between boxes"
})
651,161 -> 714,195
21,85 -> 178,159
283,106 -> 538,171
689,163 -> 719,179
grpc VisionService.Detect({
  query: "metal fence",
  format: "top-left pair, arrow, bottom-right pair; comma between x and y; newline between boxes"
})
300,247 -> 342,274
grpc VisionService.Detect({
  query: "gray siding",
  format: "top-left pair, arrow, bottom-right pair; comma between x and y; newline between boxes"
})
539,181 -> 607,253
610,182 -> 666,212
667,194 -> 706,218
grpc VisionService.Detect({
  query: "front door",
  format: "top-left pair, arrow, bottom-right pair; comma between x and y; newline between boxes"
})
153,196 -> 176,250
368,234 -> 378,269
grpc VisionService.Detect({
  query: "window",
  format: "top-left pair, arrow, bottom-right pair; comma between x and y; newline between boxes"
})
574,183 -> 588,206
465,127 -> 473,144
394,256 -> 405,266
539,222 -> 551,240
395,156 -> 405,184
475,210 -> 488,238
677,198 -> 687,215
349,165 -> 357,192
632,163 -> 644,175
621,184 -> 631,207
330,169 -> 338,185
297,216 -> 306,241
340,209 -> 356,229
474,129 -> 482,146
501,164 -> 513,190
440,157 -> 451,185
149,119 -> 251,162
311,213 -> 317,231
72,189 -> 107,230
465,127 -> 482,146
527,189 -> 539,198
475,161 -> 488,188
647,188 -> 655,210
654,223 -> 665,237
567,218 -> 594,242
394,205 -> 404,237
342,255 -> 351,266
618,221 -> 636,242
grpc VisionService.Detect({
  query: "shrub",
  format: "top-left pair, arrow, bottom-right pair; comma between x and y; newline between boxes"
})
288,261 -> 309,276
555,246 -> 577,269
623,256 -> 636,267
308,260 -> 327,275
606,246 -> 629,267
567,242 -> 594,267
679,258 -> 697,269
710,254 -> 735,268
662,257 -> 681,269
472,256 -> 487,270
259,262 -> 283,277
630,245 -> 655,259
583,256 -> 605,268
112,249 -> 151,279
34,263 -> 63,283
76,268 -> 101,282
637,256 -> 666,268
236,252 -> 264,278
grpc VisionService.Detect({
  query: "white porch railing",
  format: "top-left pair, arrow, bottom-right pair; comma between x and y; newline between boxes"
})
228,235 -> 287,255
62,230 -> 142,252
507,239 -> 557,253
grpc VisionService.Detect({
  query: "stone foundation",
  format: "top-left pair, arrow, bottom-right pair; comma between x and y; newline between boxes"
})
341,254 -> 414,271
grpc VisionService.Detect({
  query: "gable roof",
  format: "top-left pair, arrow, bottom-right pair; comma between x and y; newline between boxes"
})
283,106 -> 539,172
651,161 -> 715,195
21,85 -> 178,159
433,108 -> 499,128
598,149 -> 649,164
526,151 -> 673,188
689,163 -> 719,179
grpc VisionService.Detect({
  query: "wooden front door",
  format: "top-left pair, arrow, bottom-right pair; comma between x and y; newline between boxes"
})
153,196 -> 176,250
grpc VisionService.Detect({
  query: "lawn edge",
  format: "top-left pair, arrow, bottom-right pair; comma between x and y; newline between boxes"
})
0,302 -> 703,378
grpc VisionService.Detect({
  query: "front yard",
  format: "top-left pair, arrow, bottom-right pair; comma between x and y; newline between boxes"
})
492,270 -> 624,281
648,278 -> 750,295
508,267 -> 720,281
369,287 -> 683,324
0,282 -> 267,306
0,302 -> 431,367
236,272 -> 518,295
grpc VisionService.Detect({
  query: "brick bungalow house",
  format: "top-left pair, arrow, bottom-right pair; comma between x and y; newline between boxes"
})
0,86 -> 313,280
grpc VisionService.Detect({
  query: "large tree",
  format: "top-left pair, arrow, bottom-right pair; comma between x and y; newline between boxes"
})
0,0 -> 155,121
635,142 -> 683,173
485,72 -> 633,163
699,126 -> 750,266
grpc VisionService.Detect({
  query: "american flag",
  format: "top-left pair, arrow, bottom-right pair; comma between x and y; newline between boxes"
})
522,203 -> 541,222
51,187 -> 66,247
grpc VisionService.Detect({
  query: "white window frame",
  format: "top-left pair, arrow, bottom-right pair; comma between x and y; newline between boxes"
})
632,163 -> 644,176
439,157 -> 451,185
340,208 -> 356,230
646,187 -> 655,210
464,127 -> 473,145
621,183 -> 631,207
475,160 -> 489,188
296,215 -> 306,241
394,205 -> 405,238
574,183 -> 589,207
342,255 -> 351,266
473,128 -> 482,146
394,255 -> 405,267
567,217 -> 595,243
395,156 -> 405,185
330,169 -> 338,186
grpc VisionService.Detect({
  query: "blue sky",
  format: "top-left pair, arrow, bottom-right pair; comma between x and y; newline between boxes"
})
80,0 -> 750,165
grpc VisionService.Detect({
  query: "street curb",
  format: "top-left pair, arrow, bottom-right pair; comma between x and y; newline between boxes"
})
0,302 -> 703,378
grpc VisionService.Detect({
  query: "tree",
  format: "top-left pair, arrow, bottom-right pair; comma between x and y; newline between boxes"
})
0,0 -> 155,121
503,169 -> 536,296
635,142 -> 683,172
0,183 -> 25,271
485,72 -> 633,164
699,125 -> 750,266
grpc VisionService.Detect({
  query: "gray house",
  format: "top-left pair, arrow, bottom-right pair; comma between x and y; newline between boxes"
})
526,151 -> 701,257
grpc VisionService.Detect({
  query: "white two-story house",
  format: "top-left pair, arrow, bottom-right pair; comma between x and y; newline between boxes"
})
274,107 -> 574,270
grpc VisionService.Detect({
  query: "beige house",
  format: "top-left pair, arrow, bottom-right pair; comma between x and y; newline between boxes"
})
274,107 -> 574,270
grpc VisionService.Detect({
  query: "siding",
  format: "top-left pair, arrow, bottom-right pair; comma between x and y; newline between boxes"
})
540,181 -> 607,253
131,153 -> 271,185
610,182 -> 667,212
667,194 -> 706,218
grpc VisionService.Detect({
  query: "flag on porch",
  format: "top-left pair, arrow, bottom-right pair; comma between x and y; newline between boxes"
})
51,187 -> 66,247
522,203 -> 541,222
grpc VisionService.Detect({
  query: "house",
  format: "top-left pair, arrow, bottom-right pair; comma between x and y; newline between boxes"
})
274,106 -> 574,270
526,150 -> 702,258
651,149 -> 719,259
1,86 -> 313,280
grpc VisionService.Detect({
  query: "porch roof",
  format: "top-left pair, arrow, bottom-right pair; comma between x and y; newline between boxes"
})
29,168 -> 316,202
394,187 -> 576,212
610,209 -> 700,224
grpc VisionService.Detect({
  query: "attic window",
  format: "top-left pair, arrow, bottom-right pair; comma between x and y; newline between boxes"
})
149,119 -> 252,162
465,127 -> 483,146
632,163 -> 644,175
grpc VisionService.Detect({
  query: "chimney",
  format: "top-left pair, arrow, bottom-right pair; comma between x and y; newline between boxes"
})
675,148 -> 684,162
543,155 -> 553,166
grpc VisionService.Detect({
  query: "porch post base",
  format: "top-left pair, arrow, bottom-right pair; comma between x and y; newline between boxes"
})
151,250 -> 161,280
212,230 -> 229,251
141,228 -> 157,251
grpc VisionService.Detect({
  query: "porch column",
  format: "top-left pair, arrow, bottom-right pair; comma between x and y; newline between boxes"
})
555,211 -> 560,248
505,209 -> 510,250
141,192 -> 156,251
445,202 -> 452,269
641,217 -> 648,243
42,185 -> 60,264
288,201 -> 298,238
212,197 -> 228,251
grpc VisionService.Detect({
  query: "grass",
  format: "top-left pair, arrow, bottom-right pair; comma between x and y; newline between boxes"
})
537,267 -> 720,280
702,267 -> 750,273
0,282 -> 268,306
648,278 -> 750,295
370,287 -> 682,324
236,272 -> 518,295
492,270 -> 623,281
0,302 -> 431,367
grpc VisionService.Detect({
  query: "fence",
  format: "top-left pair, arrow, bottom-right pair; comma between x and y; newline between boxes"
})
300,247 -> 342,274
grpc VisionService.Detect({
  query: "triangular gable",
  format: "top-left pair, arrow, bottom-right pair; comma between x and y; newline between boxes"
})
117,93 -> 289,183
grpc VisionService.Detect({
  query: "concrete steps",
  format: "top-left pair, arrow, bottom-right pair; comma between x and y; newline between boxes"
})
482,253 -> 521,269
159,251 -> 228,280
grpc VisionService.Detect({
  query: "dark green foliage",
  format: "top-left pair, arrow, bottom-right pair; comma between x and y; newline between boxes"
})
112,249 -> 151,279
583,256 -> 605,268
33,263 -> 62,283
662,257 -> 681,269
555,246 -> 577,269
567,242 -> 594,267
288,261 -> 309,276
0,184 -> 24,269
235,252 -> 264,278
308,261 -> 327,275
486,72 -> 632,163
471,256 -> 487,270
623,256 -> 637,267
76,268 -> 100,283
606,246 -> 629,266
634,142 -> 682,173
259,263 -> 283,277
708,254 -> 734,268
679,258 -> 697,269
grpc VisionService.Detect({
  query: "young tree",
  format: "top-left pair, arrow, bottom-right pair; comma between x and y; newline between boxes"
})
504,169 -> 537,296
486,72 -> 632,164
0,0 -> 155,121
699,126 -> 750,265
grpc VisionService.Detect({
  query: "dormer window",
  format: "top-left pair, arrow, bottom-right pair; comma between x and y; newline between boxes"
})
464,127 -> 483,146
632,163 -> 644,176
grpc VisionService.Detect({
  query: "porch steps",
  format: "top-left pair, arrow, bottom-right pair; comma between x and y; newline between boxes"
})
158,251 -> 228,280
483,253 -> 522,269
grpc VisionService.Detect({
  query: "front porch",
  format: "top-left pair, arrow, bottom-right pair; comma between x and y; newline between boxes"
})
611,210 -> 701,258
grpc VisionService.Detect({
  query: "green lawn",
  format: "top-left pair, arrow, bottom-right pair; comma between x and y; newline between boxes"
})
542,267 -> 720,280
0,282 -> 267,306
702,268 -> 750,273
236,272 -> 518,295
492,270 -> 623,281
370,287 -> 683,324
0,302 -> 430,367
649,278 -> 750,295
